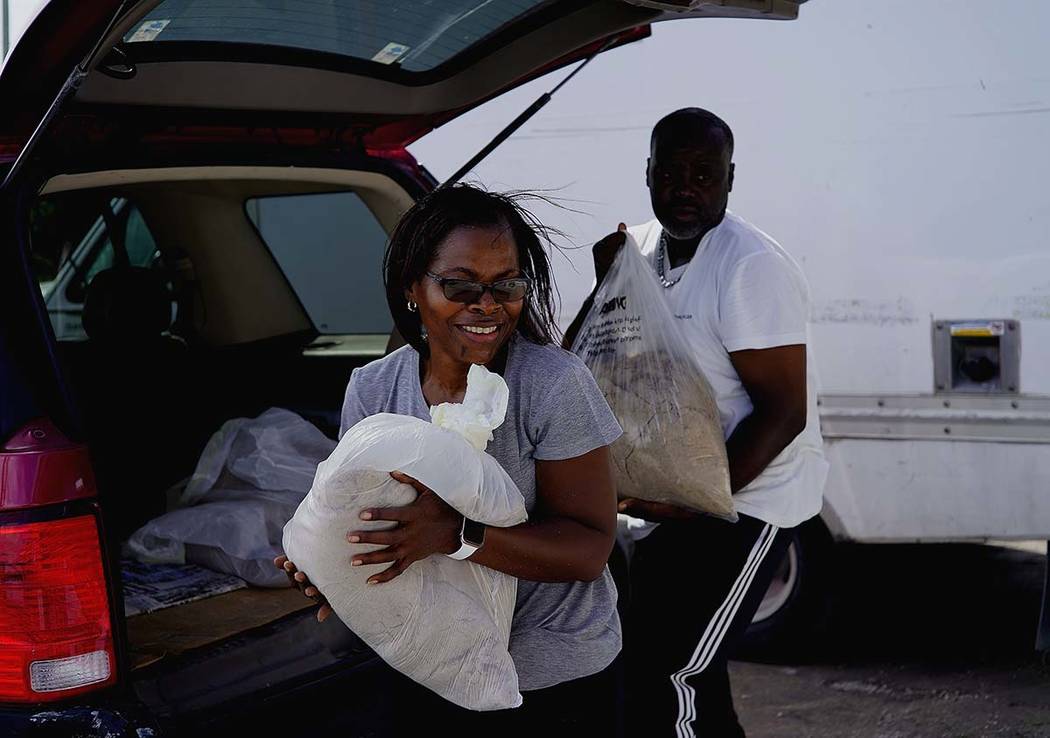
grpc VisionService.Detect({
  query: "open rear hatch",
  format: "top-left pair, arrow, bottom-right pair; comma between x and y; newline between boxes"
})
2,0 -> 805,173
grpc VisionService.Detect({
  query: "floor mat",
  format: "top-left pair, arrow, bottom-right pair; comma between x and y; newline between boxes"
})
127,585 -> 315,670
121,558 -> 247,617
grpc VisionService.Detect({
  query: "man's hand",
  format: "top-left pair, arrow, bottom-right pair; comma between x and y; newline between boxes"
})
561,223 -> 630,350
593,223 -> 628,286
618,498 -> 700,523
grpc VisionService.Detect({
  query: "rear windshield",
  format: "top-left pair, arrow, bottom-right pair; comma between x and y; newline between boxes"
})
246,191 -> 391,335
124,0 -> 548,73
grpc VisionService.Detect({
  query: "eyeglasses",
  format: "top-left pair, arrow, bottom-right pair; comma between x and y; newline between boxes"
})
425,272 -> 531,304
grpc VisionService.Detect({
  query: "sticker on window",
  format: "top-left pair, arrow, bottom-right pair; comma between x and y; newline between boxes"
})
372,42 -> 411,65
127,19 -> 171,43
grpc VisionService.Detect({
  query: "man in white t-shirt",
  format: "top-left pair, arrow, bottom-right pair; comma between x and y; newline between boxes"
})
564,108 -> 828,737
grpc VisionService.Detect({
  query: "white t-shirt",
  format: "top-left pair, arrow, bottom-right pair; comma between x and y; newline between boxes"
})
626,211 -> 828,529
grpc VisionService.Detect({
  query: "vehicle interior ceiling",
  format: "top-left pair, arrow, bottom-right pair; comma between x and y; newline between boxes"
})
32,167 -> 411,657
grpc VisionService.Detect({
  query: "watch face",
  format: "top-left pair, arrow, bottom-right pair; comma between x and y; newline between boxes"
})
462,519 -> 486,548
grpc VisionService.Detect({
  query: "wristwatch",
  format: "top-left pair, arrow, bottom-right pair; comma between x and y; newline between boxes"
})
447,517 -> 486,560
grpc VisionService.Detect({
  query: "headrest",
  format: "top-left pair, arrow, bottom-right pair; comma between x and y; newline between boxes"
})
82,267 -> 173,342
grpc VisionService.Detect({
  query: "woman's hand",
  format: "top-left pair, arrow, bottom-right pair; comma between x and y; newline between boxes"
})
346,471 -> 462,585
273,554 -> 334,623
618,498 -> 700,523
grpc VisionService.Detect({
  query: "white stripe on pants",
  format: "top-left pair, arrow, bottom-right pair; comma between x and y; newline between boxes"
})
671,523 -> 779,738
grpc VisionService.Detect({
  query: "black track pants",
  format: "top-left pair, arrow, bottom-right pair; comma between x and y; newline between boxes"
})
624,514 -> 794,738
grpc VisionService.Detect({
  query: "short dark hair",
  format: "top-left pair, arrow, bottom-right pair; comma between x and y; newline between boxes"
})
383,184 -> 561,357
651,107 -> 734,158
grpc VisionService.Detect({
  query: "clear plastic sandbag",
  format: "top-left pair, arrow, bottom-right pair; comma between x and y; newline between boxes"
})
571,234 -> 735,520
281,365 -> 527,711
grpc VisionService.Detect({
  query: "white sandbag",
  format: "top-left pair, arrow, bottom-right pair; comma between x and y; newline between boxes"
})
282,365 -> 527,711
177,407 -> 335,507
571,235 -> 735,520
126,408 -> 336,587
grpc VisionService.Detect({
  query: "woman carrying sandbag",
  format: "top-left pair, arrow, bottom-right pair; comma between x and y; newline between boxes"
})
277,184 -> 623,736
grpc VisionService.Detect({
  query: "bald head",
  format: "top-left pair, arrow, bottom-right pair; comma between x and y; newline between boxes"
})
651,108 -> 734,159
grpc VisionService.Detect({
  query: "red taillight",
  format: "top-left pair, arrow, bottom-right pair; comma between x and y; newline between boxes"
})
0,137 -> 23,165
0,514 -> 116,702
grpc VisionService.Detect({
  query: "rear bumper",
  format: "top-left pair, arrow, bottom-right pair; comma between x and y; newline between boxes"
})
0,701 -> 162,738
818,393 -> 1050,542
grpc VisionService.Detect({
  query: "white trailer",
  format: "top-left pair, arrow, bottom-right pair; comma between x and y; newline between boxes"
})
410,0 -> 1050,649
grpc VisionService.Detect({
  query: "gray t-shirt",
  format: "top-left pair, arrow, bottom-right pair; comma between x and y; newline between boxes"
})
338,334 -> 623,691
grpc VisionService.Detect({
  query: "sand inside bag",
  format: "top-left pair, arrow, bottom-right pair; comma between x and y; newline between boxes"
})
601,350 -> 733,518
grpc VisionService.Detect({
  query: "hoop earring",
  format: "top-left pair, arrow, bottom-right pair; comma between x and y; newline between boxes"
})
407,300 -> 418,313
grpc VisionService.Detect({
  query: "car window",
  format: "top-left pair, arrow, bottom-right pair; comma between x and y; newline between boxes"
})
80,207 -> 160,290
246,191 -> 391,336
31,196 -> 162,341
30,196 -> 110,299
124,0 -> 547,73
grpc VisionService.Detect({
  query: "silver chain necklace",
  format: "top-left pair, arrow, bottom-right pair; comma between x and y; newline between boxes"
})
656,231 -> 685,288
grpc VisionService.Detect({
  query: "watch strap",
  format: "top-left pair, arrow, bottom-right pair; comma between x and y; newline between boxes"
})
447,539 -> 479,560
446,517 -> 485,560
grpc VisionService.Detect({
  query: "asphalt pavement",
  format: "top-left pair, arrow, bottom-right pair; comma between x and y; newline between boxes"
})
732,541 -> 1050,737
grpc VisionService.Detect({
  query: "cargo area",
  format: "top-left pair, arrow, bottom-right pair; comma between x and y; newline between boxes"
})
27,166 -> 415,686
